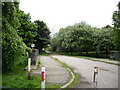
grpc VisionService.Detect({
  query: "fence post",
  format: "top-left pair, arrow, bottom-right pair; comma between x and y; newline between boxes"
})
41,66 -> 45,90
28,58 -> 31,80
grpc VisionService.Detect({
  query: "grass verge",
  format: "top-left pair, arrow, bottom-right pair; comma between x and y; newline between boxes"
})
51,57 -> 80,88
45,82 -> 64,88
54,52 -> 120,66
2,65 -> 41,88
39,51 -> 49,56
72,56 -> 120,66
55,51 -> 120,61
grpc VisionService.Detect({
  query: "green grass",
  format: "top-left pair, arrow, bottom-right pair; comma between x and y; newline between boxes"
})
55,51 -> 109,58
39,51 -> 49,56
0,74 -> 2,87
89,59 -> 120,66
74,55 -> 120,61
37,60 -> 41,69
55,52 -> 120,66
46,82 -> 64,88
73,55 -> 98,59
72,56 -> 120,66
51,57 -> 80,88
108,58 -> 120,61
2,65 -> 41,88
36,56 -> 41,69
67,73 -> 80,88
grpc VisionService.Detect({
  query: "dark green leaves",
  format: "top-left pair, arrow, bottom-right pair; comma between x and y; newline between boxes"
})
34,20 -> 51,52
18,11 -> 37,47
112,2 -> 120,51
2,2 -> 29,73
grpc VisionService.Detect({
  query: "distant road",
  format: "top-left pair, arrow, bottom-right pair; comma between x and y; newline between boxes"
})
51,54 -> 119,88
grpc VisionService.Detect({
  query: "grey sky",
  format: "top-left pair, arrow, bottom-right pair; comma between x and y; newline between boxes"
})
19,0 -> 119,35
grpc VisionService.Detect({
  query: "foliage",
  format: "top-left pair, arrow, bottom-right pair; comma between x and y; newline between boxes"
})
34,20 -> 51,52
50,33 -> 60,51
92,26 -> 114,57
17,10 -> 37,47
0,2 -> 2,18
2,65 -> 41,88
112,2 -> 120,51
52,22 -> 95,52
51,22 -> 114,57
2,2 -> 29,73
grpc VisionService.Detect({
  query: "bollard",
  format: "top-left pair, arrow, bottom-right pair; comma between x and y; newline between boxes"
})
41,66 -> 45,90
28,58 -> 31,80
93,67 -> 98,82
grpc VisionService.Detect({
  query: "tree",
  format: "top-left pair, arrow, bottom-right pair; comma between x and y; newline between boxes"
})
2,2 -> 29,73
51,22 -> 114,58
93,26 -> 114,57
112,2 -> 120,51
34,20 -> 51,52
17,11 -> 37,47
50,33 -> 59,51
52,22 -> 94,55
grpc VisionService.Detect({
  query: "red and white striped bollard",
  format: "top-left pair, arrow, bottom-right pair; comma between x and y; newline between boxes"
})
41,66 -> 45,89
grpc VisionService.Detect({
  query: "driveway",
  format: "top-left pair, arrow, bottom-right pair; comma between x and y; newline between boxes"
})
51,54 -> 119,88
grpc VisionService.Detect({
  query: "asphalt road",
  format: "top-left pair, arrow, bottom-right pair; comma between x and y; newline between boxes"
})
51,54 -> 119,88
40,56 -> 69,84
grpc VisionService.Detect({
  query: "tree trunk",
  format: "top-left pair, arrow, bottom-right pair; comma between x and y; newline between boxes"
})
96,51 -> 98,57
86,50 -> 88,56
106,49 -> 109,58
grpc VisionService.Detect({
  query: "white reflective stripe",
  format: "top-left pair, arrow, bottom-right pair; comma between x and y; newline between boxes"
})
41,67 -> 45,72
28,58 -> 31,71
94,69 -> 97,72
41,81 -> 45,89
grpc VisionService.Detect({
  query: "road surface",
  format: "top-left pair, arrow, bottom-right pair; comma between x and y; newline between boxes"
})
51,54 -> 119,88
40,56 -> 69,84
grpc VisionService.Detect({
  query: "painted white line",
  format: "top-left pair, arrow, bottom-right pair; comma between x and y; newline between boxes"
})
60,68 -> 75,88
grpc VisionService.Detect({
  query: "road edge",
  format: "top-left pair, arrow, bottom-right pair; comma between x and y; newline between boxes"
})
50,56 -> 76,88
60,68 -> 75,88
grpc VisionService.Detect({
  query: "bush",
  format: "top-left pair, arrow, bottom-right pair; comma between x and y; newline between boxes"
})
2,3 -> 30,73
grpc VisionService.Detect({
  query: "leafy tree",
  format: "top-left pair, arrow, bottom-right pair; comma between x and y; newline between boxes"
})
50,33 -> 60,51
73,22 -> 94,54
93,26 -> 114,57
52,22 -> 94,55
2,2 -> 29,73
0,2 -> 1,18
112,2 -> 120,51
51,22 -> 114,57
17,11 -> 37,47
34,20 -> 51,52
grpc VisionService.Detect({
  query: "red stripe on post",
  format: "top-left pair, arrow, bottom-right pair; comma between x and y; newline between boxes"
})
42,72 -> 44,81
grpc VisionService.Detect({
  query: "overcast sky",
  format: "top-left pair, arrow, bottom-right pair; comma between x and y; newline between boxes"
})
19,0 -> 119,35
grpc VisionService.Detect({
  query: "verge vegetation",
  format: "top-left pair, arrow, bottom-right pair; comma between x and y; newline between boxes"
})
54,52 -> 120,66
2,65 -> 41,88
51,57 -> 80,88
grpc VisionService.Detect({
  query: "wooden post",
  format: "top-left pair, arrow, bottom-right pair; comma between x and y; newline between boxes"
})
28,58 -> 31,80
